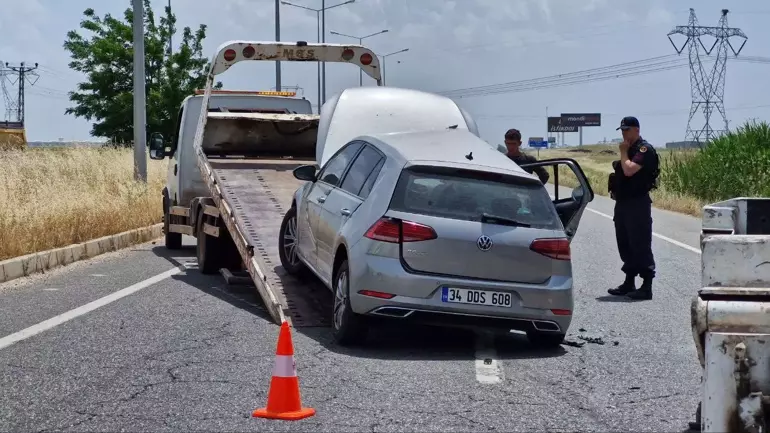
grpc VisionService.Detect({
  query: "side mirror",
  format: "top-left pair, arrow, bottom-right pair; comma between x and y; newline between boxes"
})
293,164 -> 317,182
571,186 -> 585,201
148,132 -> 166,160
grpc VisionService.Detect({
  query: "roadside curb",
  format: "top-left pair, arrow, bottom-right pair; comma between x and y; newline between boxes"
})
0,223 -> 164,284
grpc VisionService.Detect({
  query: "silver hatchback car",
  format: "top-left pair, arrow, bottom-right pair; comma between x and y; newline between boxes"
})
279,128 -> 593,347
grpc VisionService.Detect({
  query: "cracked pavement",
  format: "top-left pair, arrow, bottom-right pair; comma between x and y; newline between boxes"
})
0,191 -> 703,432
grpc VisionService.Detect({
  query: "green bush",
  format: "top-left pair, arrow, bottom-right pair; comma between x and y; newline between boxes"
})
661,120 -> 770,202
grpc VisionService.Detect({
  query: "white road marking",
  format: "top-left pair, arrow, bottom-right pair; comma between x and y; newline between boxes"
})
89,274 -> 107,277
547,190 -> 701,255
43,288 -> 60,292
0,266 -> 184,351
585,208 -> 701,254
474,334 -> 504,384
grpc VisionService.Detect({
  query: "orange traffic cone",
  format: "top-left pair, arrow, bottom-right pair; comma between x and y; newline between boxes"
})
252,321 -> 316,421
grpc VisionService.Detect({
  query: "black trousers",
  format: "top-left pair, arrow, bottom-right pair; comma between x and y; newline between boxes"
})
613,194 -> 656,280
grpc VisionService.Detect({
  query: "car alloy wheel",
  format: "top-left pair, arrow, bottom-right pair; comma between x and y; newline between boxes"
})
282,214 -> 300,267
333,269 -> 348,331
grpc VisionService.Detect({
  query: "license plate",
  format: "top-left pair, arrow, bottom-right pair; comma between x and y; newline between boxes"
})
441,287 -> 513,308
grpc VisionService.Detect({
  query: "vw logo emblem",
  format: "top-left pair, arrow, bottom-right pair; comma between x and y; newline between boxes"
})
477,235 -> 493,251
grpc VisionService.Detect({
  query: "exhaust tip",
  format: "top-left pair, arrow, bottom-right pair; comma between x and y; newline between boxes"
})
371,306 -> 414,318
532,320 -> 560,332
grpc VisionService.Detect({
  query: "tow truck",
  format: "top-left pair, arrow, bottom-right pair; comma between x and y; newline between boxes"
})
691,196 -> 770,431
148,40 -> 484,328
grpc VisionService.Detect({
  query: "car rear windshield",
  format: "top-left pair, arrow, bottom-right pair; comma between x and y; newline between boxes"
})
389,166 -> 563,230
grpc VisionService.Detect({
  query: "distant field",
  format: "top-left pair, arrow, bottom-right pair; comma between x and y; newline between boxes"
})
0,146 -> 167,261
535,144 -> 707,217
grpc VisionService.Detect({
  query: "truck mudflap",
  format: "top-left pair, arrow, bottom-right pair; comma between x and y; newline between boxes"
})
693,197 -> 770,432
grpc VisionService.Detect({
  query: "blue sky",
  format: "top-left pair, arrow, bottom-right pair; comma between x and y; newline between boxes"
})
2,0 -> 769,147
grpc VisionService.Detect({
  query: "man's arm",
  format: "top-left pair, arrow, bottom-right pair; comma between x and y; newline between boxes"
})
535,165 -> 550,183
619,147 -> 644,177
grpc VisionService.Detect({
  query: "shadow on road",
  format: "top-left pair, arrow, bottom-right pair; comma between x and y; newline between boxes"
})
149,244 -> 274,323
594,295 -> 636,303
149,243 -> 569,362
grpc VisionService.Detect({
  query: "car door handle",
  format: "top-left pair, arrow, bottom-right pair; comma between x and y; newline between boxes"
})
316,196 -> 326,203
340,208 -> 351,216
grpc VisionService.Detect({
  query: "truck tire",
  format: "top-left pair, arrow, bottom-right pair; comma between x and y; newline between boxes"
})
278,206 -> 308,277
163,196 -> 182,250
196,212 -> 222,275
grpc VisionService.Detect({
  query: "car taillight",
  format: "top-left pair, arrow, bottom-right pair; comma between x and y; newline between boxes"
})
364,218 -> 437,243
530,238 -> 571,260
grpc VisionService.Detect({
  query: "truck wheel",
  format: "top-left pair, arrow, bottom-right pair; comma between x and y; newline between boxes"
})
196,213 -> 222,275
163,197 -> 182,250
278,206 -> 308,277
331,260 -> 368,346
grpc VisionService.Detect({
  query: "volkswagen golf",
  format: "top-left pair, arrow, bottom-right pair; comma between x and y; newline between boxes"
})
279,128 -> 593,347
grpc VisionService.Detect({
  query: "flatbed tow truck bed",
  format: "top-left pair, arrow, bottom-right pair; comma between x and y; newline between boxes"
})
200,156 -> 331,327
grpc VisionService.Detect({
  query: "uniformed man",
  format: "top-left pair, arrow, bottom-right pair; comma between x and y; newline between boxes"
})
503,128 -> 550,184
607,116 -> 659,300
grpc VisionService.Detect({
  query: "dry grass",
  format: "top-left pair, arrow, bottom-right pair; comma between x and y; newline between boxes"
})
0,146 -> 168,261
0,134 -> 26,151
535,144 -> 707,217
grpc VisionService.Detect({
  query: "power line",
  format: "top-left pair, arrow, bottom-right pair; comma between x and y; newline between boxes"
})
435,54 -> 769,99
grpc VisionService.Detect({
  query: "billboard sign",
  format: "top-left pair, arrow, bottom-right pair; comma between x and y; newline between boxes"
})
528,138 -> 548,148
547,116 -> 579,132
560,113 -> 601,127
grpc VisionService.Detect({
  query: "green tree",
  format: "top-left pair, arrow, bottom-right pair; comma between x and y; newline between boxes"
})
63,0 -> 222,145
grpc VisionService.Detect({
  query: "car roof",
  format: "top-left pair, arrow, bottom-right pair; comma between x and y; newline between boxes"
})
316,86 -> 479,166
361,129 -> 540,180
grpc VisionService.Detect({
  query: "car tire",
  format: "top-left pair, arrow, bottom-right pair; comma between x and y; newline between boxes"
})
196,211 -> 222,275
331,260 -> 368,346
163,196 -> 182,250
526,331 -> 565,349
278,206 -> 308,277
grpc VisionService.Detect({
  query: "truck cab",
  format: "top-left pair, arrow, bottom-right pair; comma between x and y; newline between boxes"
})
150,89 -> 314,249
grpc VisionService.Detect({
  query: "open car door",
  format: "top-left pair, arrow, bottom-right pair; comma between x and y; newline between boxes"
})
519,158 -> 594,241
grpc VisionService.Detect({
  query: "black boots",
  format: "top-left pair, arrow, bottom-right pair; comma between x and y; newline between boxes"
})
627,278 -> 653,300
608,274 -> 636,296
608,275 -> 653,300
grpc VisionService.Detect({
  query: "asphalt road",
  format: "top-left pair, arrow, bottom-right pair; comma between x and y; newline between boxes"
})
0,190 -> 703,432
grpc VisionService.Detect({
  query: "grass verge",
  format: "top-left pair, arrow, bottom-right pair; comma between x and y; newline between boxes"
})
0,146 -> 167,261
536,145 -> 707,217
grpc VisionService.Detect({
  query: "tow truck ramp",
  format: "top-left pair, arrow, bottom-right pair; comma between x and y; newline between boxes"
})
189,41 -> 382,327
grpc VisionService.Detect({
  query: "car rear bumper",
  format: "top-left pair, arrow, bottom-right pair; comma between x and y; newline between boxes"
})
347,253 -> 573,334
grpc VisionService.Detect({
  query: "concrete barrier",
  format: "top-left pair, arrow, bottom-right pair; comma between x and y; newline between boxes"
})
0,223 -> 164,284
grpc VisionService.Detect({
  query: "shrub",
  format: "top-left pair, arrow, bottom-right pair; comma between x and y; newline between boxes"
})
661,120 -> 770,202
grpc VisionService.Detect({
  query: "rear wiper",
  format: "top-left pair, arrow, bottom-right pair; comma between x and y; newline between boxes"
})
480,212 -> 531,227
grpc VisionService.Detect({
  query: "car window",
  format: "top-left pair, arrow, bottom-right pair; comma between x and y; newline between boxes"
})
389,166 -> 562,230
318,141 -> 363,186
359,158 -> 385,199
340,145 -> 384,197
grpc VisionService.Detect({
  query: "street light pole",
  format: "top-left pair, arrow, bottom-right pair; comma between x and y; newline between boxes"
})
281,0 -> 354,111
275,0 -> 281,91
329,29 -> 388,86
380,48 -> 408,86
132,0 -> 147,183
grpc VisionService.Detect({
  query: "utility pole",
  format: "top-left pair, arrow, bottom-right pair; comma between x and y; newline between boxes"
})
167,0 -> 173,55
2,62 -> 39,124
330,29 -> 388,86
132,0 -> 147,183
668,8 -> 747,144
281,0 -> 354,113
275,0 -> 282,91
